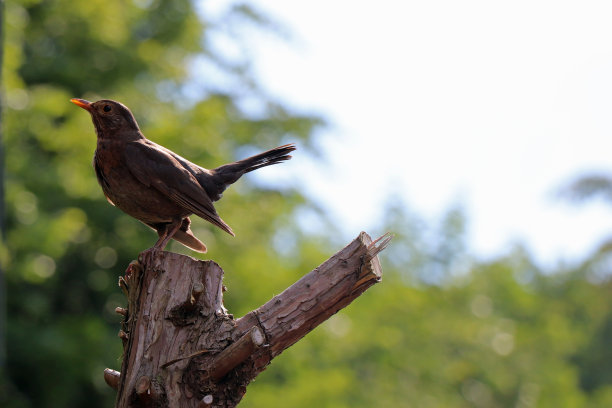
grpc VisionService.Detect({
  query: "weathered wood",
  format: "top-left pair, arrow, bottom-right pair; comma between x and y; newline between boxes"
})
234,231 -> 390,371
110,231 -> 390,407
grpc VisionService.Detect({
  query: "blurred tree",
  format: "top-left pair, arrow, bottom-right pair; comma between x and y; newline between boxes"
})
0,0 -> 6,385
558,172 -> 612,403
2,1 -> 322,407
241,206 -> 612,408
559,173 -> 612,203
558,172 -> 612,279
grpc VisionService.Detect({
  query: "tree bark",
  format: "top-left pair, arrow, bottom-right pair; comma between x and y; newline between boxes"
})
111,231 -> 391,408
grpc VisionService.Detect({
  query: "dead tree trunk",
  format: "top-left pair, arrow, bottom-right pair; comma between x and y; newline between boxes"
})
105,231 -> 391,408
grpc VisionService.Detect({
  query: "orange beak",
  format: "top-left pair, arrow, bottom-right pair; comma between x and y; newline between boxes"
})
70,98 -> 92,111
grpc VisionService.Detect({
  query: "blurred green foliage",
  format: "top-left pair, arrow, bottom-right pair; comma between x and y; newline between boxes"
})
2,1 -> 612,407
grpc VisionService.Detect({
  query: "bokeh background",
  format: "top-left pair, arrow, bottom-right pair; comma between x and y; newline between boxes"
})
2,1 -> 612,407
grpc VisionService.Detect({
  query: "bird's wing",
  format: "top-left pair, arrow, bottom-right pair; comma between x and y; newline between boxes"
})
124,140 -> 235,236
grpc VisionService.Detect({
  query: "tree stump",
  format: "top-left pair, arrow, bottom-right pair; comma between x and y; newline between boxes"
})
106,231 -> 391,407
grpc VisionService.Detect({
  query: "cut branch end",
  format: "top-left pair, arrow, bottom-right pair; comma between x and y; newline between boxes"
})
103,368 -> 120,390
209,326 -> 265,382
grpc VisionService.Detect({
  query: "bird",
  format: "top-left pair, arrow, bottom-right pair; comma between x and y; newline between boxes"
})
70,98 -> 295,254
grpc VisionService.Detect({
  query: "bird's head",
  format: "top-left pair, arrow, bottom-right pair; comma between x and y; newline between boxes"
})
71,98 -> 141,140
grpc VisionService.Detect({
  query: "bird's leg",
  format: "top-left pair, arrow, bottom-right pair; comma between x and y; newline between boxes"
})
154,218 -> 183,251
139,219 -> 183,266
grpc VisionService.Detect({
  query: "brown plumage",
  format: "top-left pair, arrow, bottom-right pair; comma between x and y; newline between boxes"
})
71,98 -> 295,253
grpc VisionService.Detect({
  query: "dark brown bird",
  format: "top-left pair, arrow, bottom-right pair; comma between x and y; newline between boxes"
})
71,98 -> 295,253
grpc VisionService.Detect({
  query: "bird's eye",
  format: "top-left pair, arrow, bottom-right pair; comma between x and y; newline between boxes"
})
103,105 -> 112,112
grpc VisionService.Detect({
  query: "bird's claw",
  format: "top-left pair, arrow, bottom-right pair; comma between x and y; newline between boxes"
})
138,247 -> 160,268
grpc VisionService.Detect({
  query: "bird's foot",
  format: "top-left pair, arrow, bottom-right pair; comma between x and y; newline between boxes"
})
138,247 -> 160,268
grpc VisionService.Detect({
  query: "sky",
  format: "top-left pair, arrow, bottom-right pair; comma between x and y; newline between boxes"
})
201,0 -> 612,266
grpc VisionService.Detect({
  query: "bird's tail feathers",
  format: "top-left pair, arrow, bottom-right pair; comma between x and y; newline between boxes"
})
215,144 -> 294,176
172,229 -> 208,253
210,143 -> 296,191
240,143 -> 296,174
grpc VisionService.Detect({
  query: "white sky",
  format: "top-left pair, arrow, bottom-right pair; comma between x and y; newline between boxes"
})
202,0 -> 612,266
